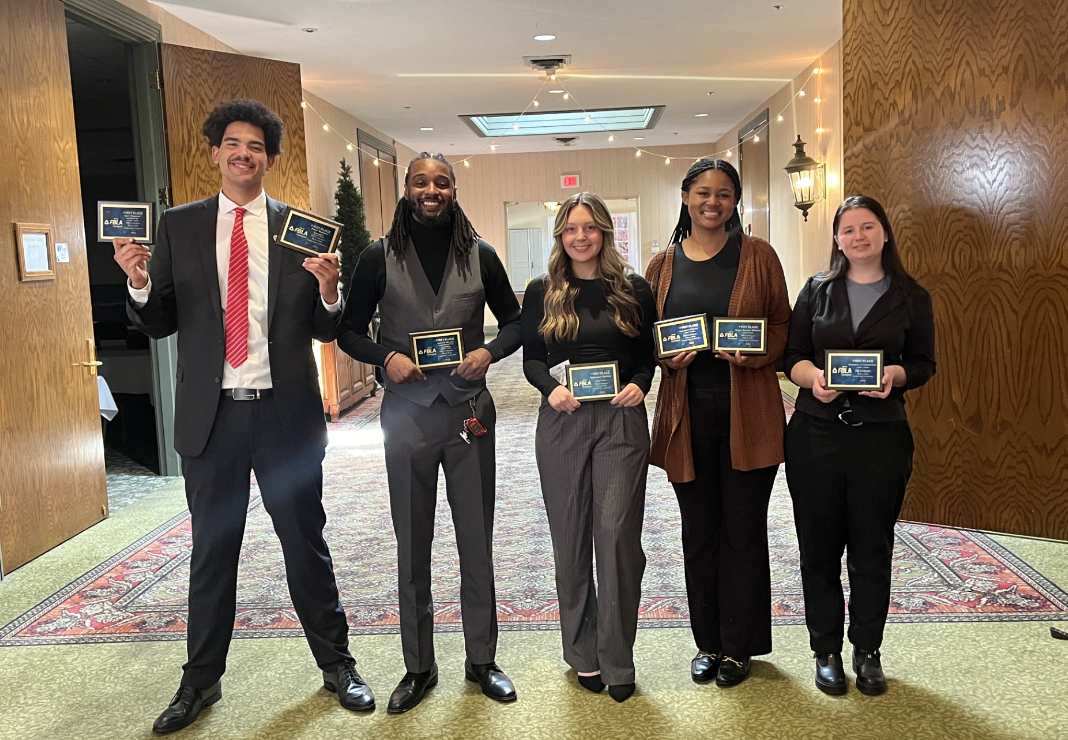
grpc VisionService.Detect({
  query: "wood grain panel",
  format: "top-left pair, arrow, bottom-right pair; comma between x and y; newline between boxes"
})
843,0 -> 1068,539
159,44 -> 309,209
0,0 -> 107,573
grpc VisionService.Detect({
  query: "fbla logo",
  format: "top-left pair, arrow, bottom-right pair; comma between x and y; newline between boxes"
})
419,347 -> 436,356
832,366 -> 852,374
719,331 -> 738,338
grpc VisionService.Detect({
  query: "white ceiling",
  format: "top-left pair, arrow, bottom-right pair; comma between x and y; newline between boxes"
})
153,0 -> 842,156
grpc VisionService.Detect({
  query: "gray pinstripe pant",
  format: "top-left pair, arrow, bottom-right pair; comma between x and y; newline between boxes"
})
535,398 -> 649,685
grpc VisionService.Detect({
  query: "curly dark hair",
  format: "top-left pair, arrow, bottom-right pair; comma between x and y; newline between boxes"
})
201,99 -> 285,156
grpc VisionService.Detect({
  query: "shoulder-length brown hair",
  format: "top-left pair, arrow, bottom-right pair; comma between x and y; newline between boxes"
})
539,192 -> 642,343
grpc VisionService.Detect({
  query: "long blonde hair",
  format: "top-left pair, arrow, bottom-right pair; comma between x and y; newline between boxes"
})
538,192 -> 642,343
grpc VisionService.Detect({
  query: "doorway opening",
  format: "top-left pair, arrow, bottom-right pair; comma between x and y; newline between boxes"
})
66,16 -> 159,474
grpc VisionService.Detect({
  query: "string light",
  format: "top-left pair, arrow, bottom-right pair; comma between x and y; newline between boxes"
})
346,143 -> 353,151
608,134 -> 615,142
563,93 -> 569,100
798,90 -> 806,96
300,101 -> 307,108
490,144 -> 497,151
777,115 -> 784,122
814,97 -> 822,103
665,158 -> 671,165
533,100 -> 540,107
726,149 -> 733,157
373,158 -> 379,166
753,135 -> 760,143
463,160 -> 470,167
322,124 -> 329,131
635,149 -> 642,157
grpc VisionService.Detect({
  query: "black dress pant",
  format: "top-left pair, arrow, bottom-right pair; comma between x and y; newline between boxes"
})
784,410 -> 913,653
180,395 -> 351,688
671,387 -> 779,658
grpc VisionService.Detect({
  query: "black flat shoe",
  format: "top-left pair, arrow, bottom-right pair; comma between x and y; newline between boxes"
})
814,652 -> 846,695
465,660 -> 517,702
852,647 -> 886,696
608,683 -> 635,702
323,660 -> 375,711
151,681 -> 222,734
691,651 -> 720,683
387,663 -> 438,714
576,673 -> 605,693
715,656 -> 751,687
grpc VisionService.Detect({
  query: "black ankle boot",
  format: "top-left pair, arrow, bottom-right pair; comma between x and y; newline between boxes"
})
814,652 -> 846,695
852,647 -> 886,695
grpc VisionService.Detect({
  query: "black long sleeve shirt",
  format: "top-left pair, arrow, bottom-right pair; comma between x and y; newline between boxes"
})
522,274 -> 657,397
337,228 -> 522,365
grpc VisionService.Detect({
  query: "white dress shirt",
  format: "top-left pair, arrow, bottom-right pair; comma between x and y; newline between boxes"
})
128,190 -> 340,390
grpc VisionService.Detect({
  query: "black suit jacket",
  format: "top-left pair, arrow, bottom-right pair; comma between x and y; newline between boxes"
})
784,275 -> 936,422
127,194 -> 342,458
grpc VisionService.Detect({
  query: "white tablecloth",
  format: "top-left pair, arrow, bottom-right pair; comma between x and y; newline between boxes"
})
98,376 -> 118,421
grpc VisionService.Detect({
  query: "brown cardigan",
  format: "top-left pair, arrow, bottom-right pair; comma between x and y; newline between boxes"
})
645,235 -> 792,480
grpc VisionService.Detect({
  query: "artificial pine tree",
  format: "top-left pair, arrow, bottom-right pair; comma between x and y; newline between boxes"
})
333,158 -> 371,288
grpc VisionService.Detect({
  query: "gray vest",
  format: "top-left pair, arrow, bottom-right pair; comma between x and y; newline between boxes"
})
379,236 -> 486,407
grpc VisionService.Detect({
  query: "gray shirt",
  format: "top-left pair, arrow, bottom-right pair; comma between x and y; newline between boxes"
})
846,275 -> 890,332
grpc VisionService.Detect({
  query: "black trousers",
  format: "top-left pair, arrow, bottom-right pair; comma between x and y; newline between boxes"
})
784,410 -> 913,653
671,387 -> 779,658
180,395 -> 351,688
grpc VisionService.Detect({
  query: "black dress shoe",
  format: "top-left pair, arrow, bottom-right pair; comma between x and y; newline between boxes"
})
715,656 -> 751,687
690,651 -> 720,683
814,653 -> 846,695
323,660 -> 375,711
608,683 -> 635,702
387,663 -> 438,714
465,660 -> 517,702
576,673 -> 605,693
852,648 -> 886,695
151,681 -> 222,734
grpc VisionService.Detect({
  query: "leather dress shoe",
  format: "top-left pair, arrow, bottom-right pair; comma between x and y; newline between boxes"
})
814,653 -> 846,695
715,655 -> 751,687
387,663 -> 438,714
691,650 -> 720,683
852,647 -> 887,695
465,659 -> 517,702
576,673 -> 605,693
323,660 -> 375,711
152,681 -> 222,734
608,683 -> 635,703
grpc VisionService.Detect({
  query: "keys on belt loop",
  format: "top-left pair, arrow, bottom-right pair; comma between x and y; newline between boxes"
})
459,397 -> 488,444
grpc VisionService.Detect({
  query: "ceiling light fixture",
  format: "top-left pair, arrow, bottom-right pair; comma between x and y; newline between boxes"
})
534,34 -> 556,41
420,126 -> 434,131
695,113 -> 708,117
462,107 -> 662,137
549,89 -> 565,94
633,137 -> 645,140
302,27 -> 317,32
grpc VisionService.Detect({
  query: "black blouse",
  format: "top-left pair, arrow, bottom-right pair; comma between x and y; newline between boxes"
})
784,275 -> 937,422
522,274 -> 657,397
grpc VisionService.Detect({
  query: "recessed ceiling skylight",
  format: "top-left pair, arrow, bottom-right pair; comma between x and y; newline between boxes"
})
461,106 -> 663,138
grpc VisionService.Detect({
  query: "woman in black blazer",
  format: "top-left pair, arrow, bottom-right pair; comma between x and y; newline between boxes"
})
783,195 -> 936,697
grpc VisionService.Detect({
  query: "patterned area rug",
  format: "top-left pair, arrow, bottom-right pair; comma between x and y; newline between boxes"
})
2,356 -> 1066,646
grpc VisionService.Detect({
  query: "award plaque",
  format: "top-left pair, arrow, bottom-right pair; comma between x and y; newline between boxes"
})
410,329 -> 465,369
97,201 -> 154,243
655,314 -> 710,357
567,361 -> 620,402
275,206 -> 344,256
712,317 -> 768,355
824,349 -> 885,391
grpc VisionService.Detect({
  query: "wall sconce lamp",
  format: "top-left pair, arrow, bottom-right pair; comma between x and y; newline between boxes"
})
784,135 -> 825,222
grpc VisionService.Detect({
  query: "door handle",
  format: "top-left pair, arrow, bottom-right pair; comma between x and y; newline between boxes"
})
72,339 -> 104,376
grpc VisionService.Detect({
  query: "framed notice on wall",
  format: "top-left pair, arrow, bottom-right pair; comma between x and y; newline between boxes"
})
13,223 -> 56,282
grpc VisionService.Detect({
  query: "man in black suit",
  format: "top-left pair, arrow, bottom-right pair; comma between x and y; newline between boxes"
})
113,99 -> 372,733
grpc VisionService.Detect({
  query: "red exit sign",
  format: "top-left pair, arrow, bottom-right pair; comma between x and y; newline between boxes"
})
561,174 -> 580,189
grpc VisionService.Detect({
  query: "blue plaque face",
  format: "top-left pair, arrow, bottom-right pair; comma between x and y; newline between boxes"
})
824,350 -> 885,391
276,207 -> 343,256
567,361 -> 620,402
97,201 -> 154,243
655,314 -> 710,357
410,329 -> 465,369
712,317 -> 767,354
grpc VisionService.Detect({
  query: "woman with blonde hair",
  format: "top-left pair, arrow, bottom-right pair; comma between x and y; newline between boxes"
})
521,191 -> 656,702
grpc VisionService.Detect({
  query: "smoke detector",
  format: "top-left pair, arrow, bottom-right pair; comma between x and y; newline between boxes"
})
554,136 -> 578,147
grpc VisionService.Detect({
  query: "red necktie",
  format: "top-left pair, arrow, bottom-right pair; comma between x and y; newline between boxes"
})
224,207 -> 249,368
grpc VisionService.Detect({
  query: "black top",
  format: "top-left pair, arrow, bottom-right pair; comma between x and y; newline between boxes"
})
337,233 -> 523,367
662,234 -> 741,389
784,274 -> 937,422
522,273 -> 657,397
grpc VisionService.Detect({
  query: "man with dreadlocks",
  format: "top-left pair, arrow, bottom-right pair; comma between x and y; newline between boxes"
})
338,152 -> 522,714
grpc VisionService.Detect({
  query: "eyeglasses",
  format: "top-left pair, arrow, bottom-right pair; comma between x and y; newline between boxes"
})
837,408 -> 864,427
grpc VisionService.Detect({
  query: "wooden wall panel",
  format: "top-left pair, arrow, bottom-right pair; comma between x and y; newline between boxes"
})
843,0 -> 1068,539
0,0 -> 107,572
159,44 -> 309,209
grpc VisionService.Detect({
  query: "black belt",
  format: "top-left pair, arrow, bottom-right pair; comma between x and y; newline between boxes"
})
222,388 -> 273,401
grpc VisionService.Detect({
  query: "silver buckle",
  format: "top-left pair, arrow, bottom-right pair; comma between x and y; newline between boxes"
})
231,388 -> 258,401
837,408 -> 863,427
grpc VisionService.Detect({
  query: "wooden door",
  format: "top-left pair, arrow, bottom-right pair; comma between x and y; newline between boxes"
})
159,44 -> 310,209
739,110 -> 770,240
0,0 -> 107,574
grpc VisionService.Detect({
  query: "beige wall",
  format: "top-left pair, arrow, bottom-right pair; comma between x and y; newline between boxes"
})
714,42 -> 843,301
451,143 -> 730,278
